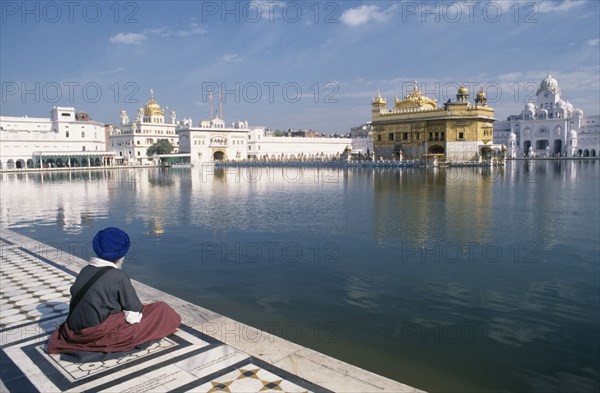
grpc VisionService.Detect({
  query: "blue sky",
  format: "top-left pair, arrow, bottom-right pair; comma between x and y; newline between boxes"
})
1,0 -> 599,133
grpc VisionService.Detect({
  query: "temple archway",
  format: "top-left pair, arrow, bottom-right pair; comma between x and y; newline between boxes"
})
428,145 -> 445,154
553,140 -> 562,155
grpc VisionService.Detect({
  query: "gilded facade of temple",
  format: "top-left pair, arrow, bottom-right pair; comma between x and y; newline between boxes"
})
371,82 -> 495,161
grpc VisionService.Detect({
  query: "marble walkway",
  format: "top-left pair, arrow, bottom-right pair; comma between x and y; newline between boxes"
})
0,229 -> 423,393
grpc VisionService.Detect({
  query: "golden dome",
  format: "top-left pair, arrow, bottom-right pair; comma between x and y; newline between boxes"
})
395,81 -> 437,110
476,88 -> 486,100
372,90 -> 387,105
458,84 -> 469,96
144,89 -> 164,116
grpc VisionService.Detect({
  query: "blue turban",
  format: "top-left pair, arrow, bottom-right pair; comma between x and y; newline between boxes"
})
92,227 -> 130,261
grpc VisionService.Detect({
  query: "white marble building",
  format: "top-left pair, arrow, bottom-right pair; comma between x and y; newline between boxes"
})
109,90 -> 179,165
178,120 -> 352,164
0,106 -> 112,169
494,73 -> 599,158
177,117 -> 250,163
350,123 -> 374,157
246,128 -> 352,161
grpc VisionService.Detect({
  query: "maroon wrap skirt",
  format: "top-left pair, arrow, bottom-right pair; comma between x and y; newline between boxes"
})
46,302 -> 181,354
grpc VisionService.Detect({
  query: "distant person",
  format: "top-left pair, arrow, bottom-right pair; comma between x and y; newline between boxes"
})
46,227 -> 181,360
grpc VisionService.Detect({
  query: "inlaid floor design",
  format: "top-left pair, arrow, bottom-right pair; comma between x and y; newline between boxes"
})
0,241 -> 329,392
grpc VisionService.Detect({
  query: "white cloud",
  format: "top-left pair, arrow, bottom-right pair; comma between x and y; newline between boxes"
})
537,0 -> 586,13
110,23 -> 206,44
143,24 -> 206,38
173,23 -> 207,37
340,4 -> 397,27
585,38 -> 600,47
223,53 -> 246,63
109,33 -> 146,44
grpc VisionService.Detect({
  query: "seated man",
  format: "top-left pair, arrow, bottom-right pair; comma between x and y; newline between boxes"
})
47,227 -> 181,358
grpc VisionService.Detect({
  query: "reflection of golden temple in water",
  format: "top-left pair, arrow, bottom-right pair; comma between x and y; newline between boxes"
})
371,161 -> 581,252
372,167 -> 494,245
1,162 -> 584,251
145,218 -> 165,236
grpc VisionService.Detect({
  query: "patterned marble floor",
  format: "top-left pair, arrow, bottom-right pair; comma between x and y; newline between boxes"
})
0,230 -> 422,393
0,238 -> 328,393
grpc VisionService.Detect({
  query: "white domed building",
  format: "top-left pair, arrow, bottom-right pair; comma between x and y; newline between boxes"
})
109,90 -> 179,165
494,73 -> 599,157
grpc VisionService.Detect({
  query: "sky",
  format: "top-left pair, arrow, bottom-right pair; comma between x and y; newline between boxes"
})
1,0 -> 599,133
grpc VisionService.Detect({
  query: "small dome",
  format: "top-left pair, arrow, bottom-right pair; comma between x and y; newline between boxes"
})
458,84 -> 469,96
536,72 -> 560,96
211,118 -> 225,127
556,100 -> 566,109
144,89 -> 164,116
573,108 -> 584,116
525,102 -> 536,111
476,88 -> 486,100
509,131 -> 517,140
569,129 -> 578,138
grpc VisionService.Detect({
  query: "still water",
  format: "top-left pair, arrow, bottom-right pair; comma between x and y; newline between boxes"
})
1,161 -> 599,393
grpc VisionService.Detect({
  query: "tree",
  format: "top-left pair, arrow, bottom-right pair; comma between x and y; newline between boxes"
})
147,139 -> 173,156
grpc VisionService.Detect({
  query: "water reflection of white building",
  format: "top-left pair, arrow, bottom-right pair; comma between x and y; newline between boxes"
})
0,107 -> 113,169
0,171 -> 110,234
494,73 -> 599,158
